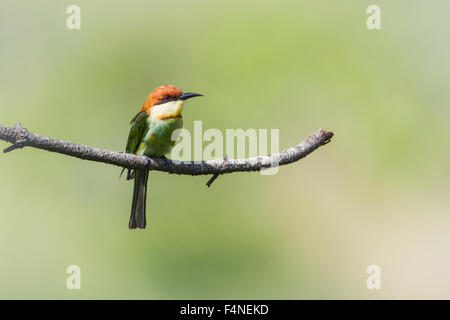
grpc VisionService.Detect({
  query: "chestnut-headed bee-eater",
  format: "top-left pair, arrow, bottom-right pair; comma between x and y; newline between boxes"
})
124,85 -> 202,229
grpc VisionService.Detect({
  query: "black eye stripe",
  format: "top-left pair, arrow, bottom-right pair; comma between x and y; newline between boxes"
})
154,95 -> 177,105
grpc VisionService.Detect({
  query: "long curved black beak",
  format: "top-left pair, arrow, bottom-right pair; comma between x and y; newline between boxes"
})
178,92 -> 203,101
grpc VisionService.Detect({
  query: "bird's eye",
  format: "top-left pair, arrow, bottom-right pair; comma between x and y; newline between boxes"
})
164,95 -> 170,101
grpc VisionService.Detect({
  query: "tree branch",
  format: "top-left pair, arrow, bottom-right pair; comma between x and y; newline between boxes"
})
0,123 -> 334,176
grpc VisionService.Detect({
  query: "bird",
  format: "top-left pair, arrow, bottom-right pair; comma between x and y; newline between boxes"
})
123,85 -> 202,229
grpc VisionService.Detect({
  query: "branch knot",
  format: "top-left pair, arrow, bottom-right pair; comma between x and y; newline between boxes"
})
3,123 -> 30,153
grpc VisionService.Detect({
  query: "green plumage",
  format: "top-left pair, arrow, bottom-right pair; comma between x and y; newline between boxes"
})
125,111 -> 149,155
125,111 -> 183,157
124,111 -> 183,229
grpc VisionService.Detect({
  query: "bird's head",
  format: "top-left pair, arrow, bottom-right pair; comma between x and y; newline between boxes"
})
140,85 -> 202,119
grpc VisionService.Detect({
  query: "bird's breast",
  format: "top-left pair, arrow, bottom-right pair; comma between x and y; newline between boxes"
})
141,116 -> 183,157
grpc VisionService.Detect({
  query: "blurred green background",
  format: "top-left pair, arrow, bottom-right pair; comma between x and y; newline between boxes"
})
1,0 -> 450,299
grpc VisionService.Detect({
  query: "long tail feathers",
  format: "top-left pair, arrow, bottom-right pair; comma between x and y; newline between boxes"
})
129,170 -> 149,229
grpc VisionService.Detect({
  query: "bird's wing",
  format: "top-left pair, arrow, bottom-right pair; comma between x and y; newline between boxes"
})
122,111 -> 149,180
126,111 -> 149,155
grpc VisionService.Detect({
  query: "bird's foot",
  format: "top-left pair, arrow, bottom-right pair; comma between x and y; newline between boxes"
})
144,155 -> 170,170
127,169 -> 135,180
160,155 -> 170,170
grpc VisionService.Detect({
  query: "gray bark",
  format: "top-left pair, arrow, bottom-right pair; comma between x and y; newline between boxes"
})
0,123 -> 333,176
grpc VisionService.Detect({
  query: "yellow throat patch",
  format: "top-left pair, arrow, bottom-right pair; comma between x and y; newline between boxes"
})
150,100 -> 184,120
